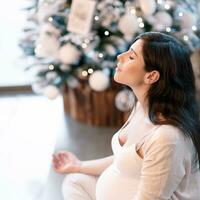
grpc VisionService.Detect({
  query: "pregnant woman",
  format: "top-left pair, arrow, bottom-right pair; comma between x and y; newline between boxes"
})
52,32 -> 200,200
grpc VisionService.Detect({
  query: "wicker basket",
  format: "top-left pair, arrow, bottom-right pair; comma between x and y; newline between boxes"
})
62,79 -> 130,127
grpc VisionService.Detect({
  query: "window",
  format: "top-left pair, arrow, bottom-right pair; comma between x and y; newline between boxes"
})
0,0 -> 33,87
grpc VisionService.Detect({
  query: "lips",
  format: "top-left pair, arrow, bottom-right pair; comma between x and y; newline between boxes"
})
116,67 -> 122,72
116,61 -> 123,71
116,64 -> 123,71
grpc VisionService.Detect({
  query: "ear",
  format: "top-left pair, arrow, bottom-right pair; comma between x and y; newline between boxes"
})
144,70 -> 160,84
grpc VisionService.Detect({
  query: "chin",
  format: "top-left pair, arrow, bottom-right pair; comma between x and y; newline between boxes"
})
114,74 -> 127,86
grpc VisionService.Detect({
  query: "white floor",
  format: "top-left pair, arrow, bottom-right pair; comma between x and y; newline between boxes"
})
0,94 -> 117,200
0,94 -> 64,200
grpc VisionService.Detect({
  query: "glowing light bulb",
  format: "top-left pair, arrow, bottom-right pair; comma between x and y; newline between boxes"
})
82,71 -> 88,77
98,53 -> 104,58
139,22 -> 144,28
94,16 -> 99,21
157,0 -> 163,4
164,4 -> 170,10
104,31 -> 109,36
179,12 -> 183,17
183,35 -> 189,41
49,64 -> 54,70
130,8 -> 136,15
192,25 -> 197,31
166,27 -> 171,32
48,17 -> 53,22
82,43 -> 87,48
84,39 -> 90,44
88,68 -> 94,74
137,17 -> 143,23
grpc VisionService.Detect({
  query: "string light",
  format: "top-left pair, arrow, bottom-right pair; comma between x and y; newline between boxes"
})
94,16 -> 99,21
130,7 -> 136,15
84,39 -> 90,44
164,4 -> 170,10
137,17 -> 143,23
82,70 -> 88,77
48,17 -> 53,22
88,68 -> 94,74
98,53 -> 104,58
192,25 -> 197,31
81,43 -> 87,48
166,27 -> 171,32
157,0 -> 163,4
139,22 -> 144,28
178,12 -> 183,17
49,64 -> 55,70
104,31 -> 109,36
34,44 -> 42,54
183,35 -> 189,41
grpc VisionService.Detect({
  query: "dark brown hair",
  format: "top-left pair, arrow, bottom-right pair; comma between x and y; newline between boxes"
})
134,32 -> 200,169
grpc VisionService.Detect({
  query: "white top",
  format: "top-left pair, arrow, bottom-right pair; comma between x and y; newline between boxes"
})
96,102 -> 200,200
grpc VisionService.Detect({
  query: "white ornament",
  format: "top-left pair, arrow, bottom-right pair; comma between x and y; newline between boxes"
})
180,11 -> 197,29
88,70 -> 110,92
118,13 -> 139,38
58,43 -> 81,64
139,0 -> 156,16
153,11 -> 173,31
32,84 -> 43,94
43,85 -> 60,99
105,45 -> 117,56
35,34 -> 60,58
31,82 -> 46,94
115,89 -> 135,111
45,71 -> 57,81
37,0 -> 66,22
60,64 -> 71,71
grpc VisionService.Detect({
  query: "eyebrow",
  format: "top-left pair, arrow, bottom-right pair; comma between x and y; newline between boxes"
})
130,48 -> 138,57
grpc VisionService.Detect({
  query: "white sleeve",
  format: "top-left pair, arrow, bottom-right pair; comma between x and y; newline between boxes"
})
132,128 -> 186,200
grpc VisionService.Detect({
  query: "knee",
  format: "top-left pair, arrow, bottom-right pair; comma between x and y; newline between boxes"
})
62,173 -> 87,190
63,173 -> 83,185
62,173 -> 97,189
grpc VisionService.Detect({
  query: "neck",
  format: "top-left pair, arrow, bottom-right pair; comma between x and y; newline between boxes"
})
131,85 -> 149,115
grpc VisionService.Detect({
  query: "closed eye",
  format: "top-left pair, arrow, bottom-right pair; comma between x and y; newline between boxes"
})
129,56 -> 134,60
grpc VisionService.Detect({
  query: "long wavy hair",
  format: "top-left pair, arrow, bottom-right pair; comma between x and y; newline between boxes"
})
134,32 -> 200,169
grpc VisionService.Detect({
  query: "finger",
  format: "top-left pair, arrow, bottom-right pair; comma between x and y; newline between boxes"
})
52,155 -> 60,163
58,153 -> 63,160
59,158 -> 67,166
60,153 -> 69,163
53,163 -> 59,170
60,153 -> 68,161
54,161 -> 63,169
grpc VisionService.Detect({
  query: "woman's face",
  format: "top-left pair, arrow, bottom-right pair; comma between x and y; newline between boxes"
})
114,39 -> 146,88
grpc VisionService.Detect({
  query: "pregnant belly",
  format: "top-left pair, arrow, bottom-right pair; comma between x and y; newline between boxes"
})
96,164 -> 139,200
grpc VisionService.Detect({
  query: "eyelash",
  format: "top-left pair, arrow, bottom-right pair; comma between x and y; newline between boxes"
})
129,56 -> 134,60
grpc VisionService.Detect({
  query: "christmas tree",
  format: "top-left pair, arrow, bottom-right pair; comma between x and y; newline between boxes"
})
20,0 -> 200,112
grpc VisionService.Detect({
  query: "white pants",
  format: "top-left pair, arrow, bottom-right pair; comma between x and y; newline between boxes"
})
62,173 -> 99,200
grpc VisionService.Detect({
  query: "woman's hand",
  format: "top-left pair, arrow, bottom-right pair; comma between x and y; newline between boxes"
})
52,151 -> 82,174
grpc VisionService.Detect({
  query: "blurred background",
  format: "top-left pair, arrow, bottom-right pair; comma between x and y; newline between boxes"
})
0,0 -> 200,200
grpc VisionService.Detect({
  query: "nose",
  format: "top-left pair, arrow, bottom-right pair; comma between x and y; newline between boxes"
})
117,51 -> 126,62
117,54 -> 120,60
